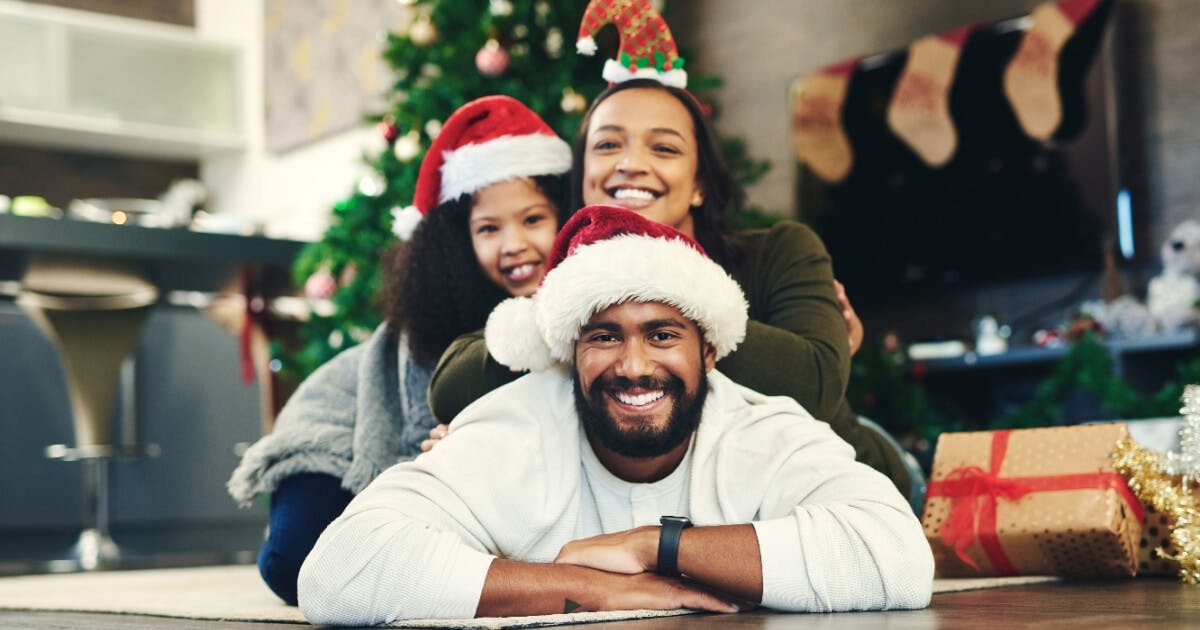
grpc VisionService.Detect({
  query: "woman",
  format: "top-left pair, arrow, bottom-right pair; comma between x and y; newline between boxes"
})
226,95 -> 571,605
428,80 -> 910,494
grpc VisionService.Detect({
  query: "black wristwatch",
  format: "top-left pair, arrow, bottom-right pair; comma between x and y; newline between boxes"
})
657,515 -> 693,577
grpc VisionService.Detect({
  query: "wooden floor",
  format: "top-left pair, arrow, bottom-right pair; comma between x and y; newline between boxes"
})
1,578 -> 1196,629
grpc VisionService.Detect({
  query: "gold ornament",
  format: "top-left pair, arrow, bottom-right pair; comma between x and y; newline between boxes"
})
409,17 -> 437,47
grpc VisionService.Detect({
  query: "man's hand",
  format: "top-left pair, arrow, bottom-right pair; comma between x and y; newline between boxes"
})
478,558 -> 739,617
581,571 -> 739,614
553,526 -> 658,574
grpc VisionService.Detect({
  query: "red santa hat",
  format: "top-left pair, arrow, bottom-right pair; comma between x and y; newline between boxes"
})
575,0 -> 687,89
392,95 -> 571,239
485,205 -> 747,372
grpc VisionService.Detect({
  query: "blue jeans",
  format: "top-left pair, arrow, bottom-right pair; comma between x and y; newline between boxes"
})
257,473 -> 354,605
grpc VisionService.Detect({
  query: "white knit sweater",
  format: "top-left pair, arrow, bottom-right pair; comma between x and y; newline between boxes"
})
298,369 -> 933,625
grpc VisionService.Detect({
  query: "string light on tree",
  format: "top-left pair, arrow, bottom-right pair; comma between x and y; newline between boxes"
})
545,27 -> 564,57
357,171 -> 386,197
476,39 -> 510,76
561,87 -> 587,114
424,118 -> 442,140
489,0 -> 514,16
393,130 -> 421,162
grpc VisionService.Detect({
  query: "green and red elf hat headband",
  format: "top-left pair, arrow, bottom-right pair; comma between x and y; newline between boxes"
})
576,0 -> 687,89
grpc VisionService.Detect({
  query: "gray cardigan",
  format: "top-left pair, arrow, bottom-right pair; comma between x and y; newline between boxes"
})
227,324 -> 436,504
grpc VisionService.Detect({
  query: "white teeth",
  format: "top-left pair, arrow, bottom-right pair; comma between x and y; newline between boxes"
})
505,263 -> 535,281
614,390 -> 664,406
613,188 -> 655,201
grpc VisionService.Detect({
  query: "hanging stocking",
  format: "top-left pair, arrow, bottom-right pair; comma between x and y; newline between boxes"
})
1002,0 -> 1103,140
792,59 -> 857,184
886,25 -> 976,167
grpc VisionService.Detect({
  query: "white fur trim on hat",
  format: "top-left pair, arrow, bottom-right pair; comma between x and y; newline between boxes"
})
486,234 -> 747,371
601,59 -> 688,89
390,205 -> 423,240
485,296 -> 554,372
439,133 -> 571,203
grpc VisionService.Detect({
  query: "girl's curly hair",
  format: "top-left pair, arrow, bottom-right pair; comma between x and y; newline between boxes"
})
384,174 -> 568,366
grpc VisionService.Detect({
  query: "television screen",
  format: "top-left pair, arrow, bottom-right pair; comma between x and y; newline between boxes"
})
794,4 -> 1124,313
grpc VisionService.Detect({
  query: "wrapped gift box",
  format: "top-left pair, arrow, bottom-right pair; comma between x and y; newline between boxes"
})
921,423 -> 1143,577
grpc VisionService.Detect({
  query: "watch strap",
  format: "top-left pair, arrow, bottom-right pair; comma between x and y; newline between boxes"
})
657,516 -> 692,577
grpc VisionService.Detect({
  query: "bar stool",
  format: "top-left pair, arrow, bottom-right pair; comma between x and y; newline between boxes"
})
17,254 -> 159,571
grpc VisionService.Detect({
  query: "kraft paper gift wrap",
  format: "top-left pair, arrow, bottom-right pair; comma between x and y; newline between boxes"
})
921,423 -> 1143,577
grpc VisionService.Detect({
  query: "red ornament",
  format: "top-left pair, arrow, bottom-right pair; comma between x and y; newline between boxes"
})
475,40 -> 509,77
304,270 -> 337,300
378,120 -> 398,143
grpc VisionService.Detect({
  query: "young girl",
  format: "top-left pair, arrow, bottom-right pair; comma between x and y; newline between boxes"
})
227,95 -> 571,605
429,80 -> 912,496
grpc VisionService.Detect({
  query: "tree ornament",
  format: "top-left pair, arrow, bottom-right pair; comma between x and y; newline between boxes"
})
304,269 -> 337,300
393,130 -> 421,162
408,16 -> 438,47
475,39 -> 510,77
489,0 -> 514,17
377,119 -> 399,143
560,87 -> 587,114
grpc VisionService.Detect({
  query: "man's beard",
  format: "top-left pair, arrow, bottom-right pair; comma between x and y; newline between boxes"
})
573,370 -> 707,459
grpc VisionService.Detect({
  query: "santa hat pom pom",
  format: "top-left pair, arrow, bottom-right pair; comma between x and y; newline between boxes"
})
576,35 -> 597,56
391,205 -> 423,240
485,297 -> 555,372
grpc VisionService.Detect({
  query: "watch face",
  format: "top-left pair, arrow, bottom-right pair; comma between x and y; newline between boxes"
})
661,516 -> 692,527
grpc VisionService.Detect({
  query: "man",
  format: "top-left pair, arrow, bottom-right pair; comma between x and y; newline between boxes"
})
298,206 -> 933,625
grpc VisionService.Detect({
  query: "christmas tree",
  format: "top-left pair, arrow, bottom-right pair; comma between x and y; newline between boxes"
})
283,0 -> 774,381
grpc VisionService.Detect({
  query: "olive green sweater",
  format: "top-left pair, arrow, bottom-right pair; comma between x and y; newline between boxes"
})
428,221 -> 911,493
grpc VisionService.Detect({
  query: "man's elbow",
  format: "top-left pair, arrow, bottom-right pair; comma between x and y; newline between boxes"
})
884,526 -> 935,610
297,547 -> 389,627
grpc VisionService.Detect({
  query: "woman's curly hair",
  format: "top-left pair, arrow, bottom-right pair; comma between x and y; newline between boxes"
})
384,174 -> 568,366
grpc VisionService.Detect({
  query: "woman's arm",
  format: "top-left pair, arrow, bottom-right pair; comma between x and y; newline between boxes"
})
428,329 -> 522,423
719,221 -> 851,421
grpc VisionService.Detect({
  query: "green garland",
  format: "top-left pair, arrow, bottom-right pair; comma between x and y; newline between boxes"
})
850,332 -> 1200,445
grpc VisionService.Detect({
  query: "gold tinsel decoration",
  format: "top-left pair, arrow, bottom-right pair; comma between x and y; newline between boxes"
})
1110,436 -> 1200,584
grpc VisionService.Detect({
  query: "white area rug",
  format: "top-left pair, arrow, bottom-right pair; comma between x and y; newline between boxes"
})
0,564 -> 1060,627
